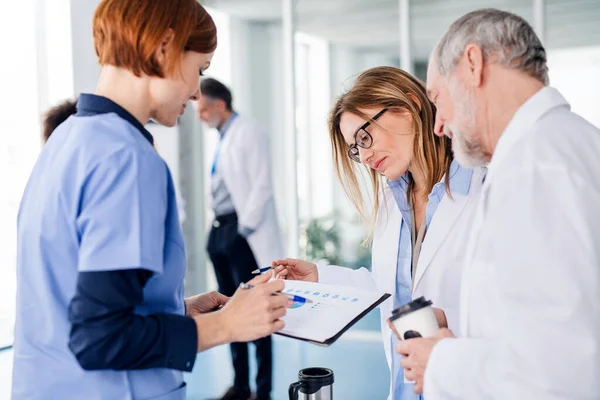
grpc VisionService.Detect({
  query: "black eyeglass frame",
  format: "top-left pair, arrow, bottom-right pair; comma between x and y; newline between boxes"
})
347,108 -> 388,163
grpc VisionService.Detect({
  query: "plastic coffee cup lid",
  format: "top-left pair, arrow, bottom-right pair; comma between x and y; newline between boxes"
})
388,296 -> 433,323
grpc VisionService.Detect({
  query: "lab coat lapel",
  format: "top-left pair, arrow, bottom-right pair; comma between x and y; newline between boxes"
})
379,220 -> 401,301
373,191 -> 402,300
372,190 -> 402,370
218,116 -> 241,179
412,185 -> 470,291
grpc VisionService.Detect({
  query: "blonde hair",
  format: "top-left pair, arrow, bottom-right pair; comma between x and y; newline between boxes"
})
328,66 -> 452,242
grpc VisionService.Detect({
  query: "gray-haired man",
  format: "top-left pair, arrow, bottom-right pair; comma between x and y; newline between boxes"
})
397,8 -> 600,399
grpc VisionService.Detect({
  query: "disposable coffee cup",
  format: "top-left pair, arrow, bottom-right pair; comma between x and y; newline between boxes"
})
388,296 -> 439,341
388,297 -> 439,384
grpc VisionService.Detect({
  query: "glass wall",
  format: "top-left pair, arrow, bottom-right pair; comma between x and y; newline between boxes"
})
201,0 -> 600,334
546,0 -> 600,128
410,0 -> 534,78
293,0 -> 400,275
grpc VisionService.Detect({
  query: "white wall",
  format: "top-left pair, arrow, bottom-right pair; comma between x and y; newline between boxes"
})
195,15 -> 289,288
327,43 -> 400,264
227,18 -> 289,253
329,44 -> 399,102
70,0 -> 102,95
229,19 -> 285,174
548,46 -> 600,129
37,0 -> 75,110
0,0 -> 42,351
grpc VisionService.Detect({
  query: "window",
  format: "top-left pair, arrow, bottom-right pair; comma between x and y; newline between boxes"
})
0,0 -> 43,348
548,46 -> 600,129
201,7 -> 233,292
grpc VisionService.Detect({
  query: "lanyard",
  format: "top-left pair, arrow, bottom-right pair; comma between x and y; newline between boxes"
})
211,113 -> 238,176
409,195 -> 427,291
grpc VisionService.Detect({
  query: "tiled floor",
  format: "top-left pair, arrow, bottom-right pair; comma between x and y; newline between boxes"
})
0,349 -> 12,400
186,333 -> 389,400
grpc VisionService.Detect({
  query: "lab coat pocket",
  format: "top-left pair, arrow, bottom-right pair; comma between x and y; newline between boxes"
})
144,382 -> 187,400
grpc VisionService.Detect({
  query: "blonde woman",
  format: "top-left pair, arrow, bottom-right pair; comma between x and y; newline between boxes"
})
274,67 -> 486,399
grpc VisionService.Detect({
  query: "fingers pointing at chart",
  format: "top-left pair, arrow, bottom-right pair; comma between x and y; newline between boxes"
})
271,258 -> 319,282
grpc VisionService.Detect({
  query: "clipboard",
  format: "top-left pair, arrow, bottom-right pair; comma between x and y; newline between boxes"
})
273,280 -> 391,346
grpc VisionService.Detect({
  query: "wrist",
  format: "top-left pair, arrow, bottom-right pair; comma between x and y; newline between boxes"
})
184,297 -> 191,316
193,310 -> 231,352
213,310 -> 234,344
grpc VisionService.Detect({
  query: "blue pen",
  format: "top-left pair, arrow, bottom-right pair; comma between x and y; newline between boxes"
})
239,282 -> 313,304
251,266 -> 274,275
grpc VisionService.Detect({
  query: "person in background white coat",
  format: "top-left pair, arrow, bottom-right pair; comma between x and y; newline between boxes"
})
397,9 -> 600,399
195,78 -> 283,400
274,67 -> 486,399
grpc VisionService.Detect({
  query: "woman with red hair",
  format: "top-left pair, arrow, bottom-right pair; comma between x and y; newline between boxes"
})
12,2 -> 287,399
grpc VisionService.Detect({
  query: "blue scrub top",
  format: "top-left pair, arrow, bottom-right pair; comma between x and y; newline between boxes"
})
12,95 -> 189,399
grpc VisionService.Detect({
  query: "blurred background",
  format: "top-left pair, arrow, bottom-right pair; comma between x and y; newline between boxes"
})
1,0 -> 599,398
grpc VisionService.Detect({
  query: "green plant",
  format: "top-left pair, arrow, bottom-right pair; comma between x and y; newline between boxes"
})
301,212 -> 373,270
301,213 -> 342,266
353,241 -> 372,271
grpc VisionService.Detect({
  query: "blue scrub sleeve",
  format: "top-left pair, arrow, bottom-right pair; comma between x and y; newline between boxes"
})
68,269 -> 197,371
77,148 -> 167,275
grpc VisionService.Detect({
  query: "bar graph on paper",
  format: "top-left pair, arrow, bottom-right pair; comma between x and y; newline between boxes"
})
278,281 -> 383,343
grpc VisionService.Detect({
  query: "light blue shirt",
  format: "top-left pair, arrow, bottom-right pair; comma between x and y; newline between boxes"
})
12,95 -> 189,399
211,112 -> 238,216
387,160 -> 472,400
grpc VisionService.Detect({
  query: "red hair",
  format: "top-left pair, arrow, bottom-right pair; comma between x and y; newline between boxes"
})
93,0 -> 217,78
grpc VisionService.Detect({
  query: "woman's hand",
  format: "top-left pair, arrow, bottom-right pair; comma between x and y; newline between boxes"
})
185,291 -> 229,317
271,258 -> 318,282
195,272 -> 289,350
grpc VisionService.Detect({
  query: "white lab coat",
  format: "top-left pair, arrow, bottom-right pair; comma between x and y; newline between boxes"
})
424,87 -> 600,399
218,114 -> 283,268
317,167 -> 486,397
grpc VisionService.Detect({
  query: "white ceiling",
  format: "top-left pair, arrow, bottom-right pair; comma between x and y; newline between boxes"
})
204,0 -> 600,61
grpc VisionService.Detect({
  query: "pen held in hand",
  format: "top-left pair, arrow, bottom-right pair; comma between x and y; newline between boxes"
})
251,266 -> 274,274
239,282 -> 313,304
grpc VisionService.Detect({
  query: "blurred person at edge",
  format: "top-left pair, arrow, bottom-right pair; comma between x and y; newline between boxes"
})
41,98 -> 78,143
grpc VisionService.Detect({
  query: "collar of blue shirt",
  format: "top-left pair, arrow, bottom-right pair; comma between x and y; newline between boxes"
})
388,159 -> 472,195
76,93 -> 154,145
387,159 -> 473,214
217,112 -> 238,138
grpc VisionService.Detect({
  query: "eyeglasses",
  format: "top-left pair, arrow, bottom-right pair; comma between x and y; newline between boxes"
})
348,108 -> 387,163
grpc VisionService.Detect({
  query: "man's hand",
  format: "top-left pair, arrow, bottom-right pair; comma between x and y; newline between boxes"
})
432,307 -> 448,328
396,328 -> 455,394
185,291 -> 229,317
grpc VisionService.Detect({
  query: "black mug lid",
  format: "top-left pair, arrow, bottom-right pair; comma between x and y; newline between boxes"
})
298,367 -> 334,394
388,296 -> 432,323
